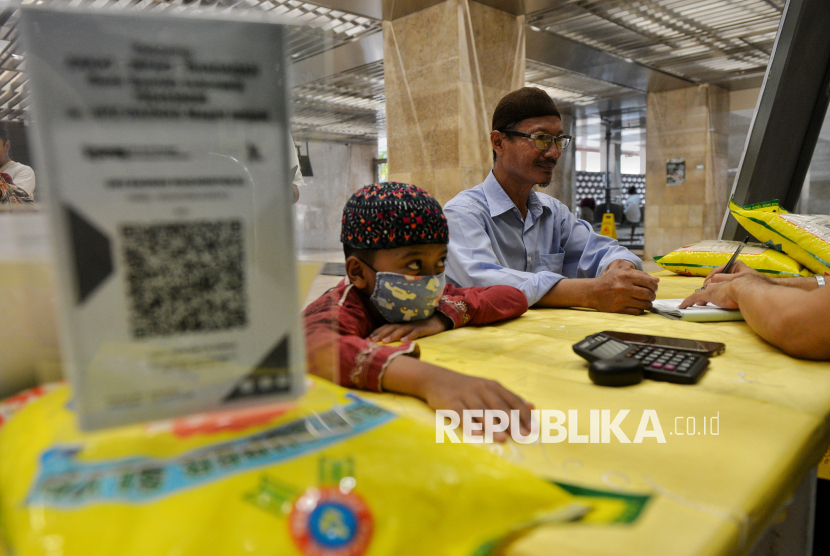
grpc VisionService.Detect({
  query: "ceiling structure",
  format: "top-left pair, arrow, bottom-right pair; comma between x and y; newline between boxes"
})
526,0 -> 783,91
0,0 -> 385,140
291,59 -> 385,142
525,60 -> 641,108
0,0 -> 785,143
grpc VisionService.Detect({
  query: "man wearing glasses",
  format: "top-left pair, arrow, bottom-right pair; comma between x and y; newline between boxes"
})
444,87 -> 659,314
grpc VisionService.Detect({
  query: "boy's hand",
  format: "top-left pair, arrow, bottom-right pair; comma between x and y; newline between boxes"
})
422,370 -> 533,443
370,312 -> 453,344
383,357 -> 533,443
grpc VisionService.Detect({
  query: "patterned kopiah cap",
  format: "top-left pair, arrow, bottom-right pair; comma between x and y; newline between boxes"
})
341,182 -> 449,249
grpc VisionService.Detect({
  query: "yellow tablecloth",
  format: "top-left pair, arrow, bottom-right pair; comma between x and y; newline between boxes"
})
359,271 -> 830,556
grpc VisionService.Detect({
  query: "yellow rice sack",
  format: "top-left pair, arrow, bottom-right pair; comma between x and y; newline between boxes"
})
0,377 -> 584,556
730,199 -> 830,276
653,239 -> 812,278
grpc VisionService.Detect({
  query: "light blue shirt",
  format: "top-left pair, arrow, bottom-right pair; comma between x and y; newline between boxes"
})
444,171 -> 643,305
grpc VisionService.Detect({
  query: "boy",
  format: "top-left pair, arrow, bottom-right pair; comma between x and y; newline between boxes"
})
304,183 -> 533,438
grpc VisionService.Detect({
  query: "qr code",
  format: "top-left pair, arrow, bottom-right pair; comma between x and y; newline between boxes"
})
122,220 -> 247,338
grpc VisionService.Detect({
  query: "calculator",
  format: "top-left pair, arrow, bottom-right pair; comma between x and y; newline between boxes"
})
573,333 -> 710,384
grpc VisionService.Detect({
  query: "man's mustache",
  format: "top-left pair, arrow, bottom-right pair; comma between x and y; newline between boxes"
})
536,159 -> 557,188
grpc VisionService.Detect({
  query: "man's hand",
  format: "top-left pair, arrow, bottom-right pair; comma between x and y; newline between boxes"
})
589,267 -> 659,315
603,259 -> 637,273
369,313 -> 452,344
704,260 -> 760,284
422,369 -> 533,442
678,280 -> 740,310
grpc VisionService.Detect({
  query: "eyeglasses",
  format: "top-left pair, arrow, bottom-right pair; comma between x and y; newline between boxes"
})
498,129 -> 572,150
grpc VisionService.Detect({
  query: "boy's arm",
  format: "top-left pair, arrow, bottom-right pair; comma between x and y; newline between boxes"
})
436,283 -> 529,327
383,355 -> 533,442
304,295 -> 419,392
369,284 -> 528,345
304,293 -> 534,441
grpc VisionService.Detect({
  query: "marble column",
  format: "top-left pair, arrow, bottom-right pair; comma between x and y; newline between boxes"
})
540,109 -> 575,210
383,0 -> 525,205
644,84 -> 729,260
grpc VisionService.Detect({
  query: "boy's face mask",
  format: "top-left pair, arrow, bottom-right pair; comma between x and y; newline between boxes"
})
369,271 -> 446,323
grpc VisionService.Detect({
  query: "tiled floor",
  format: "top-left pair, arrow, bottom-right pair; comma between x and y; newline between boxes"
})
297,250 -> 346,309
297,249 -> 344,263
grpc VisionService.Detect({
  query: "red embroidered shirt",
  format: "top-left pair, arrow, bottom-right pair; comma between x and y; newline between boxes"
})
303,281 -> 528,392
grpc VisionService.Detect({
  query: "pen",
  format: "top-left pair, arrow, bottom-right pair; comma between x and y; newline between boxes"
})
721,236 -> 749,275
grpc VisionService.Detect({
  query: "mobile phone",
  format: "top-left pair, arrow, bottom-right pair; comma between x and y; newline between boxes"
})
600,331 -> 725,357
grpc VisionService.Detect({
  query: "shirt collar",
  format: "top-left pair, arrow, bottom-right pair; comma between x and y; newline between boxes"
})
482,171 -> 519,218
526,189 -> 547,219
482,171 -> 549,219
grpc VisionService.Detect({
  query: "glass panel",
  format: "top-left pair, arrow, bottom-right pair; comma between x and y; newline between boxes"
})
796,113 -> 830,215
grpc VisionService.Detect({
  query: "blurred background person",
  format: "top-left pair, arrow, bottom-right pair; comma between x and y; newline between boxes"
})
622,186 -> 641,241
0,127 -> 35,199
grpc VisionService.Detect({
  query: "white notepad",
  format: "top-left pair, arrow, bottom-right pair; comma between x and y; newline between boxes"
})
649,299 -> 745,322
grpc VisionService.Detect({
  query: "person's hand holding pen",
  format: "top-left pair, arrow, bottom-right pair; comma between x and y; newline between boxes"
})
679,279 -> 741,309
704,260 -> 761,285
702,237 -> 754,285
680,237 -> 752,309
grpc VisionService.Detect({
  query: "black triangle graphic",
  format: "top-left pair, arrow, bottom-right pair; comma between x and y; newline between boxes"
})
66,205 -> 113,304
223,335 -> 292,402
